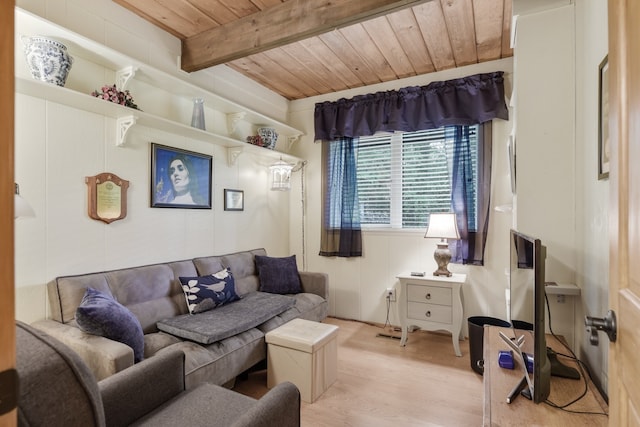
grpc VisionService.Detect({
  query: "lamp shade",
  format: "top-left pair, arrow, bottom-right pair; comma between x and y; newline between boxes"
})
270,159 -> 293,191
424,213 -> 460,240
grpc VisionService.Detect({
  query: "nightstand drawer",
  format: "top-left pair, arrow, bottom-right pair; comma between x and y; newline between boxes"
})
407,284 -> 451,306
407,302 -> 452,324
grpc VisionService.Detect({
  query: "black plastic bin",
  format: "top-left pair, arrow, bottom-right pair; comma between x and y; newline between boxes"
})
468,316 -> 511,375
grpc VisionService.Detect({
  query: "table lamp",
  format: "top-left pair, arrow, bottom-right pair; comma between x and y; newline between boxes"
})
424,212 -> 460,277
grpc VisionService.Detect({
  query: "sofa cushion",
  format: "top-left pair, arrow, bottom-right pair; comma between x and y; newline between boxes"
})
156,292 -> 295,345
255,255 -> 302,294
179,268 -> 240,314
76,287 -> 145,363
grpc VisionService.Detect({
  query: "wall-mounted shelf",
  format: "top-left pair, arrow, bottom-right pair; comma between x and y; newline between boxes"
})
15,7 -> 304,166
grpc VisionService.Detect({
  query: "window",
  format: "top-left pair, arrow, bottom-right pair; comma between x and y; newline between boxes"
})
356,126 -> 479,230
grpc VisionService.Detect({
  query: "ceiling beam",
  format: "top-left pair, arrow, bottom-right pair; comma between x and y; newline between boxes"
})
180,0 -> 432,72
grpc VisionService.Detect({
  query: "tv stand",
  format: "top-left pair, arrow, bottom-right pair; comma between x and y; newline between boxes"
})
548,347 -> 580,379
483,326 -> 608,426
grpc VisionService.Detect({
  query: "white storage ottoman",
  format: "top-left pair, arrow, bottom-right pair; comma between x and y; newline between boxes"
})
265,318 -> 338,403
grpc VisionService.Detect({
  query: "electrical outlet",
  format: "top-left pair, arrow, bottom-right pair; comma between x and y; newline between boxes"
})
385,288 -> 396,302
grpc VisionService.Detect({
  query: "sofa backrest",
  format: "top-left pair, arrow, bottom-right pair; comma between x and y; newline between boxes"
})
193,248 -> 266,296
16,321 -> 106,427
47,260 -> 196,333
46,249 -> 268,333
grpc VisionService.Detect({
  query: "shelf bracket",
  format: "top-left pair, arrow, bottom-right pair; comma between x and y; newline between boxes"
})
226,112 -> 246,135
227,147 -> 244,166
116,115 -> 137,147
287,134 -> 302,151
116,66 -> 138,90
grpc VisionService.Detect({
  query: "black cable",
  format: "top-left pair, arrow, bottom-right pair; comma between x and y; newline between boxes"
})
542,293 -> 608,416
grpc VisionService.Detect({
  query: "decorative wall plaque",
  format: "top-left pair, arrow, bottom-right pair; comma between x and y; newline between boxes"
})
85,173 -> 129,224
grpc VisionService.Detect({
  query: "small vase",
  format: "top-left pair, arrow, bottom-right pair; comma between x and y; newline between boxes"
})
22,35 -> 74,86
191,98 -> 206,130
257,127 -> 278,150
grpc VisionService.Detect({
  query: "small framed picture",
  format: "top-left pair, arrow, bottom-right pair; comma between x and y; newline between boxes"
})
151,143 -> 212,209
224,189 -> 244,211
598,55 -> 610,180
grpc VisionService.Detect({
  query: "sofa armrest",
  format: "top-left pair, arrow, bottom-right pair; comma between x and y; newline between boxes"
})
231,381 -> 301,427
99,349 -> 186,427
299,271 -> 329,300
31,319 -> 134,381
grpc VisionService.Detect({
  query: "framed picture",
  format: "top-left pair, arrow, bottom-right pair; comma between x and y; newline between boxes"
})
151,143 -> 212,209
598,55 -> 610,180
224,189 -> 244,211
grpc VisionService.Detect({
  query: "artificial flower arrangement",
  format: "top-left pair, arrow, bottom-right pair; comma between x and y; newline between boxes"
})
91,84 -> 141,110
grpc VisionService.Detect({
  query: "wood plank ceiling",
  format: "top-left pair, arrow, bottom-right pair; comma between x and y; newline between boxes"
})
113,0 -> 513,100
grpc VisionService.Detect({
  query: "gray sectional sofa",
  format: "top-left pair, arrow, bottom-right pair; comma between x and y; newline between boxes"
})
33,248 -> 328,390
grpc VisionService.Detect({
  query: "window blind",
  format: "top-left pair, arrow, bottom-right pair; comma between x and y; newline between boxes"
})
356,126 -> 479,229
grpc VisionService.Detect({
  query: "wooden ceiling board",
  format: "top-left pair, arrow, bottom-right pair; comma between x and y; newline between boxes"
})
228,54 -> 306,99
187,0 -> 241,26
278,43 -> 350,93
385,8 -> 436,75
318,30 -> 381,86
501,0 -> 514,57
216,0 -> 261,18
112,0 -> 217,38
113,0 -> 513,100
250,0 -> 288,8
472,0 -> 506,62
339,23 -> 399,82
361,16 -> 417,79
440,0 -> 478,67
181,0 -> 431,71
297,37 -> 364,89
261,48 -> 326,97
412,1 -> 456,71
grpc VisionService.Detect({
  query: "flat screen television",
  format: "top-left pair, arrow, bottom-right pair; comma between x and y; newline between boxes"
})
509,229 -> 551,403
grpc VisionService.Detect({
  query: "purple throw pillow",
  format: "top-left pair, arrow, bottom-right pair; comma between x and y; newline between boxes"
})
255,254 -> 302,294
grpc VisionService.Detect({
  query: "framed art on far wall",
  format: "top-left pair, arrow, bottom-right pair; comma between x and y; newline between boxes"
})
151,143 -> 212,208
598,55 -> 610,180
224,189 -> 244,211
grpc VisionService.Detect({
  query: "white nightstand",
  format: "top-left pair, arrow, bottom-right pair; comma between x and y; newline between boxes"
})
396,273 -> 467,356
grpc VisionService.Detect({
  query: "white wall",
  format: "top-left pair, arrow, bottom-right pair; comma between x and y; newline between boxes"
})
513,0 -> 610,393
288,60 -> 517,337
574,0 -> 610,392
14,0 -> 611,392
14,0 -> 295,323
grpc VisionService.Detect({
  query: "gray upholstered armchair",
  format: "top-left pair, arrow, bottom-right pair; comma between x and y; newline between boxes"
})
16,321 -> 300,427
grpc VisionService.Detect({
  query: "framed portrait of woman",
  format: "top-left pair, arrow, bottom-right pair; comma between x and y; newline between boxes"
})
150,143 -> 212,209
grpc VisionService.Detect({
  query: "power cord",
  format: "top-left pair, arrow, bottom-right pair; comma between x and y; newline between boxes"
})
543,293 -> 608,416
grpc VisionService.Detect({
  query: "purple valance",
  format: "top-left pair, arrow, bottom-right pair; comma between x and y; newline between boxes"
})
314,71 -> 509,141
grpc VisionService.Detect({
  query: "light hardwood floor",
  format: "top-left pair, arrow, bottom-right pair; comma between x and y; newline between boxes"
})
233,317 -> 483,426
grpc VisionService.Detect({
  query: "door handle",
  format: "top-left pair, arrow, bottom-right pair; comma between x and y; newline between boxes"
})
585,309 -> 617,345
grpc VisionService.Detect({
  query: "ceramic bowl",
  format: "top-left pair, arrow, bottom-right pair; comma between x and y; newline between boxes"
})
22,35 -> 74,86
